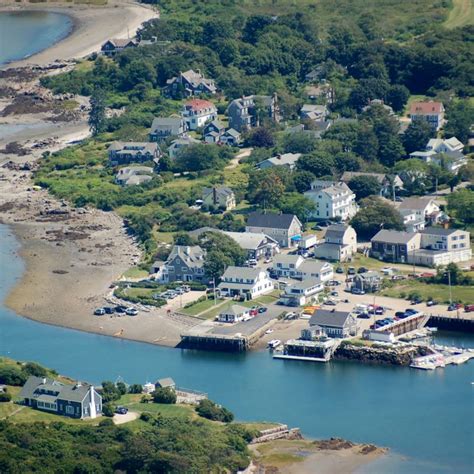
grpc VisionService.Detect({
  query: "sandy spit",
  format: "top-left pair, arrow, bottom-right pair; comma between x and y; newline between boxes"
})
0,0 -> 159,69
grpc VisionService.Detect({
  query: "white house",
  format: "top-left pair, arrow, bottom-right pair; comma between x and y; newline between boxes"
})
399,209 -> 426,233
304,180 -> 357,221
201,186 -> 236,211
246,212 -> 302,248
181,99 -> 217,131
313,224 -> 357,262
279,278 -> 324,306
300,104 -> 328,121
397,197 -> 443,224
410,137 -> 466,173
409,101 -> 445,131
218,305 -> 250,323
272,254 -> 333,282
218,267 -> 274,299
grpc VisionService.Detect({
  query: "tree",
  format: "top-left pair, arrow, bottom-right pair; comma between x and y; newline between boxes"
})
128,384 -> 143,394
402,119 -> 432,154
247,170 -> 286,207
196,399 -> 234,422
447,188 -> 474,224
0,366 -> 27,386
283,133 -> 316,154
23,362 -> 48,377
100,381 -> 121,403
386,85 -> 410,113
444,100 -> 474,143
0,392 -> 11,403
245,127 -> 275,148
175,144 -> 229,172
334,152 -> 362,173
297,151 -> 335,177
152,387 -> 177,404
293,170 -> 315,193
204,250 -> 233,280
277,193 -> 315,222
350,197 -> 404,239
88,87 -> 106,136
348,176 -> 382,200
174,232 -> 197,246
116,382 -> 127,396
102,403 -> 115,417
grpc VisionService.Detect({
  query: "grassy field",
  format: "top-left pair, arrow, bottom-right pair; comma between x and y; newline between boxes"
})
121,267 -> 149,279
444,0 -> 474,29
181,297 -> 226,317
380,281 -> 473,304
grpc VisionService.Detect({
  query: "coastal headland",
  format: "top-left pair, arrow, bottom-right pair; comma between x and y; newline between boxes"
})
0,1 -> 158,69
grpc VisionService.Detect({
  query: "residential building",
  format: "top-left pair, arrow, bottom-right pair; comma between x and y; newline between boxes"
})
341,171 -> 403,196
313,224 -> 357,262
410,137 -> 467,173
164,69 -> 217,98
304,83 -> 334,104
300,104 -> 328,121
158,245 -> 206,282
397,197 -> 443,225
222,231 -> 279,261
202,186 -> 236,211
220,128 -> 242,146
149,117 -> 187,142
218,267 -> 274,299
362,99 -> 395,116
409,101 -> 445,131
155,378 -> 176,390
168,136 -> 200,159
272,254 -> 333,282
108,142 -> 160,166
279,278 -> 324,306
227,94 -> 280,132
370,230 -> 421,263
246,212 -> 302,248
218,305 -> 250,323
285,121 -> 331,139
203,120 -> 226,143
256,152 -> 302,171
19,376 -> 102,419
352,271 -> 381,293
101,38 -> 137,56
182,99 -> 217,131
115,166 -> 153,186
399,209 -> 426,233
309,309 -> 357,338
304,180 -> 357,221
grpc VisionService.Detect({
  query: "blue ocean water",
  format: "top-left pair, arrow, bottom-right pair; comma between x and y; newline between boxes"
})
0,11 -> 72,65
0,223 -> 473,473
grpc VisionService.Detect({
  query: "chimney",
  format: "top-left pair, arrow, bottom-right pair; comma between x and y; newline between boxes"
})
213,187 -> 217,205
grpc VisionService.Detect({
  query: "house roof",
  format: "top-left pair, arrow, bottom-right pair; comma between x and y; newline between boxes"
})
299,259 -> 332,274
247,212 -> 300,230
301,104 -> 327,114
410,101 -> 444,115
109,142 -> 158,154
202,186 -> 234,201
220,304 -> 249,316
184,99 -> 216,112
221,266 -> 263,280
180,69 -> 216,91
150,117 -> 185,134
355,271 -> 380,280
399,197 -> 437,212
155,377 -> 175,388
204,119 -> 225,131
257,153 -> 301,168
325,224 -> 350,240
420,227 -> 463,236
273,253 -> 303,266
224,231 -> 277,251
310,309 -> 353,328
371,229 -> 418,244
224,128 -> 241,138
341,171 -> 387,184
106,38 -> 136,48
167,245 -> 205,268
285,278 -> 322,291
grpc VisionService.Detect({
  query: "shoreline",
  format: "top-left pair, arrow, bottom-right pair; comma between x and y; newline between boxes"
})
0,1 -> 158,69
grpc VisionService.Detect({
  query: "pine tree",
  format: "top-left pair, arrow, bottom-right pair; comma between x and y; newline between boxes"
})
88,87 -> 106,136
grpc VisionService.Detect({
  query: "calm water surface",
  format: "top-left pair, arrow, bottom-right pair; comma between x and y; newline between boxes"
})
0,11 -> 72,65
0,224 -> 472,473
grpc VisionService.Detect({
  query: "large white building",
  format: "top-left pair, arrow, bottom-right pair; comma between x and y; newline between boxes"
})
313,224 -> 357,262
272,254 -> 333,282
218,267 -> 274,300
181,99 -> 217,131
304,180 -> 357,221
410,137 -> 466,173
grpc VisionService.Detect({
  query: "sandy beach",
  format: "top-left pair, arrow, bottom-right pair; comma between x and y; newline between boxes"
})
0,1 -> 158,69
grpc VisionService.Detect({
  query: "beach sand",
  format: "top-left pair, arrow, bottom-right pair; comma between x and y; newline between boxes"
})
1,1 -> 158,69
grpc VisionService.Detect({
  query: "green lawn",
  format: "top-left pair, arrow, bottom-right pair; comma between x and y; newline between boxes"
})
380,281 -> 473,304
181,298 -> 226,317
122,268 -> 149,279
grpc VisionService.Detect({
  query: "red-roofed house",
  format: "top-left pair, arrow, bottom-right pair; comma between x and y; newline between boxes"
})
409,101 -> 445,131
182,99 -> 218,130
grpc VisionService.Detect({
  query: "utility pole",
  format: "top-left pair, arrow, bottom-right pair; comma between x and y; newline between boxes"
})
447,270 -> 452,305
213,278 -> 217,305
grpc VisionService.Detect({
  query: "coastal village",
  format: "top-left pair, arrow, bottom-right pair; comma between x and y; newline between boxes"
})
0,0 -> 473,472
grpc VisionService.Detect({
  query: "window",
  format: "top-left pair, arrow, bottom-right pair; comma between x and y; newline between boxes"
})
66,405 -> 74,415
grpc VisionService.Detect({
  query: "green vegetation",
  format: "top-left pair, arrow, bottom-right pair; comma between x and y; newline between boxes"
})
444,0 -> 474,29
181,296 -> 225,317
152,387 -> 177,404
196,398 -> 234,422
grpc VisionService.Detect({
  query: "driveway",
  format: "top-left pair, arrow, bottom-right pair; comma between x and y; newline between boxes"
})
113,411 -> 139,425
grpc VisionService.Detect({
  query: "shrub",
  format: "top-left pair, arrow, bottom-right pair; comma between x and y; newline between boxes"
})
0,392 -> 12,402
152,387 -> 177,404
139,411 -> 153,422
102,403 -> 115,417
128,384 -> 143,394
195,399 -> 234,422
23,362 -> 48,377
0,366 -> 27,386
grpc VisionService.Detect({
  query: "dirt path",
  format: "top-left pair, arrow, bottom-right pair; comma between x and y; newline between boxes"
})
444,0 -> 473,29
226,147 -> 252,169
113,411 -> 139,425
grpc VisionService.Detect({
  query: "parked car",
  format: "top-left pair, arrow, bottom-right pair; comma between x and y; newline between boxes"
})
448,303 -> 462,311
405,309 -> 418,316
125,308 -> 138,316
115,406 -> 128,415
410,297 -> 422,304
330,291 -> 339,297
264,257 -> 272,264
115,305 -> 127,313
94,308 -> 105,316
465,305 -> 474,313
426,300 -> 438,307
375,307 -> 385,315
325,300 -> 337,306
258,307 -> 267,313
392,275 -> 405,281
357,267 -> 368,274
265,329 -> 273,334
336,267 -> 344,274
395,311 -> 406,318
357,313 -> 370,319
103,306 -> 115,314
347,267 -> 356,275
351,287 -> 365,295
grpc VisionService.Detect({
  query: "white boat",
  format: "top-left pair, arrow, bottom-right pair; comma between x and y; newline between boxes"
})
268,339 -> 281,350
410,354 -> 445,370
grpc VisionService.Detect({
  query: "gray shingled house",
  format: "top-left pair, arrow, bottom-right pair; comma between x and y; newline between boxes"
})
246,212 -> 302,248
19,376 -> 102,419
149,117 -> 187,142
309,309 -> 357,338
158,245 -> 206,282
